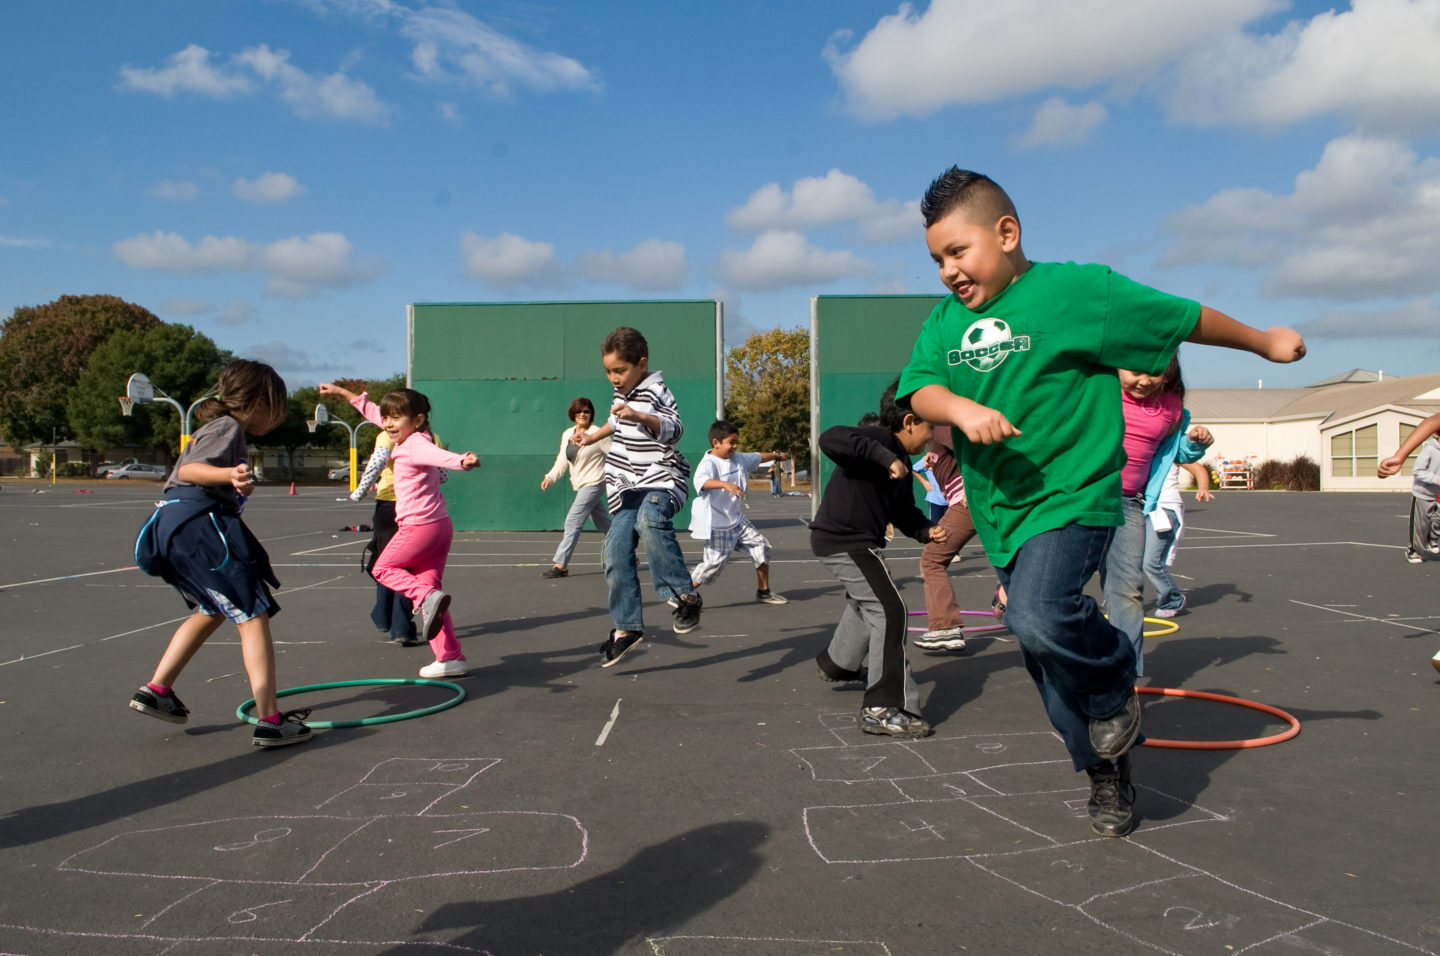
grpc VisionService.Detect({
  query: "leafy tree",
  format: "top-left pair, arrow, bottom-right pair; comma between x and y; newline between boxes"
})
0,294 -> 162,448
69,324 -> 231,455
724,327 -> 810,468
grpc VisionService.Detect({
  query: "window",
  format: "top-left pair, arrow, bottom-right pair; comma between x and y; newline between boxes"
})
1330,424 -> 1377,478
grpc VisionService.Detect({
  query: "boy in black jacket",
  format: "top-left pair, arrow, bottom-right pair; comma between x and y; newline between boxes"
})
812,380 -> 947,738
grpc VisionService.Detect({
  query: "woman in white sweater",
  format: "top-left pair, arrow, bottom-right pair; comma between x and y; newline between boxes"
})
539,396 -> 612,578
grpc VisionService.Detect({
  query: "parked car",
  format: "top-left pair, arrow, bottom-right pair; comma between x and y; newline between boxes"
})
95,457 -> 141,477
328,465 -> 350,481
105,462 -> 169,480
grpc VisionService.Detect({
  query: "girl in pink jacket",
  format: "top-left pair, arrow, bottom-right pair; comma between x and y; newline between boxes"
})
319,383 -> 479,678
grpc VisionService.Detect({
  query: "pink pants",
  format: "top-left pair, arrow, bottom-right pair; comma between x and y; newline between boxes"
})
371,517 -> 462,661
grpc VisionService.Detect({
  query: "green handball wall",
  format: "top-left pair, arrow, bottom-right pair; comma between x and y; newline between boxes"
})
411,301 -> 721,531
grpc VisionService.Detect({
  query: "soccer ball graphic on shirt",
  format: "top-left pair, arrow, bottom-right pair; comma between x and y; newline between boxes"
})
949,317 -> 1029,372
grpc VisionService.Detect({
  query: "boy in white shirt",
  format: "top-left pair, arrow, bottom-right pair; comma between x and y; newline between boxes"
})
689,420 -> 790,605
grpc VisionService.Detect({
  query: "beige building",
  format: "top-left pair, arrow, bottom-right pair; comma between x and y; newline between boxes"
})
1186,370 -> 1440,492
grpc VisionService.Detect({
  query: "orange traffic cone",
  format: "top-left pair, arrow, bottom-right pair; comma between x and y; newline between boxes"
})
288,481 -> 297,496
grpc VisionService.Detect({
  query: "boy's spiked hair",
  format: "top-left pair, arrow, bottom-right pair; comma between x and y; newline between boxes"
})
708,419 -> 740,444
920,166 -> 1019,230
601,326 -> 649,364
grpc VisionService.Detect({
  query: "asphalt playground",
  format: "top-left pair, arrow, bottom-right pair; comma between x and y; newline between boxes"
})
0,479 -> 1436,955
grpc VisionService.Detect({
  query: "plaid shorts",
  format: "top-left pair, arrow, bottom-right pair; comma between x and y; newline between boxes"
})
692,517 -> 771,585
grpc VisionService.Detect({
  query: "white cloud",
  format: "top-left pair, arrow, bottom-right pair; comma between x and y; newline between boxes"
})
233,172 -> 306,204
438,101 -> 462,126
119,44 -> 254,98
726,169 -> 919,242
160,297 -> 214,315
0,236 -> 49,249
461,231 -> 557,287
148,179 -> 199,201
1017,98 -> 1108,148
112,229 -> 382,298
1166,0 -> 1440,132
717,231 -> 873,292
394,4 -> 599,97
826,0 -> 1440,134
119,43 -> 390,124
1299,298 -> 1440,339
1161,135 -> 1440,301
825,0 -> 1271,120
575,240 -> 687,290
218,301 -> 258,326
236,44 -> 390,124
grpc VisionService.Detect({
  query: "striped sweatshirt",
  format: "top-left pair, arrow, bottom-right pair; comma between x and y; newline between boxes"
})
604,369 -> 690,514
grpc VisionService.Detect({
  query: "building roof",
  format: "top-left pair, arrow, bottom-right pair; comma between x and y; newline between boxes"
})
1188,371 -> 1440,424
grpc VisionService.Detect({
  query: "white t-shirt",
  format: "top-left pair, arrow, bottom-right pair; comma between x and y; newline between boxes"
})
689,451 -> 762,538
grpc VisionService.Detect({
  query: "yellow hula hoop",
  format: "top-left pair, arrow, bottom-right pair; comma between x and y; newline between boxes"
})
1143,616 -> 1180,638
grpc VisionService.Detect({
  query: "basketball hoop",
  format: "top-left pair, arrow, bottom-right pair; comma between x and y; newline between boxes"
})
118,396 -> 135,417
306,419 -> 319,434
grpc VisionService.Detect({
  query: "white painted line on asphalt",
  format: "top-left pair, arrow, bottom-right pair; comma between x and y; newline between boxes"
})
595,698 -> 623,747
0,566 -> 139,589
1289,599 -> 1440,633
0,644 -> 84,667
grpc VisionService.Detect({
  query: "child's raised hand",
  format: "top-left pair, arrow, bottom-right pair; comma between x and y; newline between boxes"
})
1187,425 -> 1214,445
721,480 -> 743,498
459,452 -> 480,471
1261,328 -> 1306,363
955,403 -> 1021,445
888,459 -> 908,479
232,462 -> 255,497
1378,456 -> 1404,478
612,402 -> 641,422
929,524 -> 948,543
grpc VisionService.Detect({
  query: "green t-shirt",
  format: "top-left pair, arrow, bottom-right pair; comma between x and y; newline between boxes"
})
898,261 -> 1199,566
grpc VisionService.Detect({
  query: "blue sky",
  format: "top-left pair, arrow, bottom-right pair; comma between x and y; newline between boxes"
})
3,0 -> 1439,391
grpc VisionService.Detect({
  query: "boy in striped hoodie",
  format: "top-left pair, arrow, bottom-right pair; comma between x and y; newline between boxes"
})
578,326 -> 702,666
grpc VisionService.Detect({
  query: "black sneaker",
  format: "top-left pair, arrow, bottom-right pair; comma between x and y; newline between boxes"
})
816,652 -> 867,684
672,593 -> 702,634
129,686 -> 190,724
859,706 -> 932,738
601,630 -> 644,668
253,708 -> 313,748
541,566 -> 568,578
1086,753 -> 1135,837
1089,691 -> 1141,760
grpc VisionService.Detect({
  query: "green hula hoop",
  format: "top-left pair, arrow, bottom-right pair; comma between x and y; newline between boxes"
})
236,678 -> 466,729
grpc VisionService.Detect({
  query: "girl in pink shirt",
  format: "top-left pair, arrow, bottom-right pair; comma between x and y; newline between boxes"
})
1100,356 -> 1211,676
319,383 -> 479,678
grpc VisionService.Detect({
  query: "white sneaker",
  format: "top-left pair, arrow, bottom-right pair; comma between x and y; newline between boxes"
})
417,590 -> 451,642
1154,594 -> 1186,618
419,658 -> 468,679
913,626 -> 966,650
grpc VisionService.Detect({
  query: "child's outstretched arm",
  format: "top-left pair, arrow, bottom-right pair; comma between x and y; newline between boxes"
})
1379,411 -> 1440,477
575,422 -> 614,446
1180,461 -> 1214,502
1187,307 -> 1306,363
908,385 -> 1020,445
178,460 -> 254,497
318,382 -> 359,402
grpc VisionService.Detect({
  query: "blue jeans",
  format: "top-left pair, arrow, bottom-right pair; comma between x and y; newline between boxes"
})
1143,507 -> 1184,612
997,523 -> 1137,771
371,583 -> 415,640
604,489 -> 695,632
551,482 -> 611,567
1100,494 -> 1147,676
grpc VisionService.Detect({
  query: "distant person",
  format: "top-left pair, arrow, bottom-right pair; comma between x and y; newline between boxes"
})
1145,461 -> 1214,617
319,382 -> 479,679
129,359 -> 311,748
770,458 -> 783,496
1379,412 -> 1440,563
688,420 -> 790,606
911,433 -> 982,652
350,429 -> 419,645
810,380 -> 945,739
911,453 -> 949,523
576,326 -> 701,666
899,166 -> 1304,836
539,397 -> 611,579
1101,356 -> 1213,674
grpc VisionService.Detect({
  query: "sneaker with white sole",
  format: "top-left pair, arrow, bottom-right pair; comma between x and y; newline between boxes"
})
1153,594 -> 1186,619
756,589 -> 789,605
601,630 -> 644,667
419,658 -> 469,679
860,705 -> 932,739
913,626 -> 966,651
1406,549 -> 1424,564
416,590 -> 451,642
253,709 -> 312,748
129,686 -> 190,724
672,593 -> 702,634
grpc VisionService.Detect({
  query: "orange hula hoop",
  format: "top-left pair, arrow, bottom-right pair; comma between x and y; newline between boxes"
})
1137,686 -> 1301,750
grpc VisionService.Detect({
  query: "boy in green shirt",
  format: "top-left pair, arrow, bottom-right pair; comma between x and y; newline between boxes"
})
898,167 -> 1305,837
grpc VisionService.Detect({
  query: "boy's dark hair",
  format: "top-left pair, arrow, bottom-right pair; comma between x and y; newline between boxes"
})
708,419 -> 740,444
856,412 -> 882,428
920,166 -> 1019,230
878,378 -> 912,432
602,326 -> 648,364
379,388 -> 433,433
193,359 -> 288,434
568,396 -> 595,421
